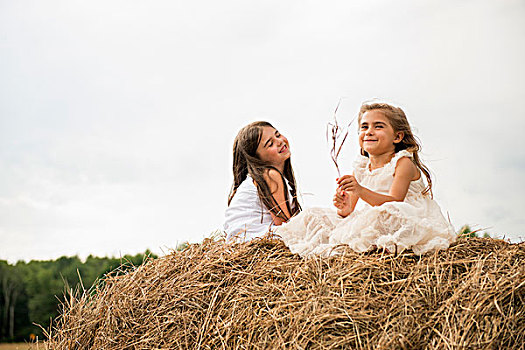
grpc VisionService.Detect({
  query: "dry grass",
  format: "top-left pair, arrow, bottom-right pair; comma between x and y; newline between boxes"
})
45,237 -> 524,349
0,343 -> 40,350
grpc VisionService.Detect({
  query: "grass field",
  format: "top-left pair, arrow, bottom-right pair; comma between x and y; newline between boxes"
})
0,344 -> 40,350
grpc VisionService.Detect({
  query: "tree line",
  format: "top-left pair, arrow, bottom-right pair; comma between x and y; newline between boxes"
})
0,251 -> 157,342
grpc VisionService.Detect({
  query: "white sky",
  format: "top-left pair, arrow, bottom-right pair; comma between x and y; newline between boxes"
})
1,0 -> 524,262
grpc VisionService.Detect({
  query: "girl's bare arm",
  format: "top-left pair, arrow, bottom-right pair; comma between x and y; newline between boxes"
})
263,168 -> 292,225
338,157 -> 418,207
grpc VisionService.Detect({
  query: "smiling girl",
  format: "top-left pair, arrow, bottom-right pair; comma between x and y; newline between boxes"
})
224,121 -> 301,241
276,102 -> 455,256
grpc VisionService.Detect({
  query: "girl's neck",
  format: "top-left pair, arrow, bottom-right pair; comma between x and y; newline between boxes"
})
273,162 -> 285,173
368,151 -> 396,170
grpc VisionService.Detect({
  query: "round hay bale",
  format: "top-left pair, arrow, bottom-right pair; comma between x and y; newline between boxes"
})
45,237 -> 525,349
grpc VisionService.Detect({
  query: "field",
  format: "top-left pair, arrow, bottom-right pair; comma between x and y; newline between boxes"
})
0,344 -> 39,350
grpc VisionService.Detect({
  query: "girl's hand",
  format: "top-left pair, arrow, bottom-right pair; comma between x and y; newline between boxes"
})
333,189 -> 347,209
333,188 -> 354,217
346,156 -> 418,207
337,175 -> 362,196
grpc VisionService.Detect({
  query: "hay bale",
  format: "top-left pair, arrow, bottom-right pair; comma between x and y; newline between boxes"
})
45,237 -> 524,349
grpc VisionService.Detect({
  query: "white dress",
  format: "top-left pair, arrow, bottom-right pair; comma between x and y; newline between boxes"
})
276,150 -> 456,256
224,175 -> 274,241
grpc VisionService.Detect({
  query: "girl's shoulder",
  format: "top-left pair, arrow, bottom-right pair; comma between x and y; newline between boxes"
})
393,149 -> 413,161
393,151 -> 420,180
353,150 -> 414,177
237,174 -> 257,192
263,167 -> 282,179
353,150 -> 413,169
262,168 -> 286,193
391,150 -> 416,173
352,153 -> 370,171
385,150 -> 415,170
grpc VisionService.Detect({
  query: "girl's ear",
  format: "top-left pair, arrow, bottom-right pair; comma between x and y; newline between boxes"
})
394,132 -> 404,143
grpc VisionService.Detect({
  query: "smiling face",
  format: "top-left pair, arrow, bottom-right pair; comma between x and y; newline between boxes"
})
255,126 -> 290,171
358,110 -> 403,157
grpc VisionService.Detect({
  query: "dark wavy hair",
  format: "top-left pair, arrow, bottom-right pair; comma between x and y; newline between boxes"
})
227,121 -> 301,221
358,102 -> 433,197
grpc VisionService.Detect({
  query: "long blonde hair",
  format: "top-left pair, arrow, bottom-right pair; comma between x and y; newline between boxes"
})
358,102 -> 433,196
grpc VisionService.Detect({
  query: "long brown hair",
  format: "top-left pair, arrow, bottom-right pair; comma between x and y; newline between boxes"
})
358,102 -> 433,196
227,121 -> 301,221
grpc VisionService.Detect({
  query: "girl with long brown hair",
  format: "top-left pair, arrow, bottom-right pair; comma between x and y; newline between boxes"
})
224,121 -> 301,241
276,101 -> 455,256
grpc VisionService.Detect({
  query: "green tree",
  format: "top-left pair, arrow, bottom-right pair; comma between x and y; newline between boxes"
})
0,261 -> 26,341
0,250 -> 157,342
457,224 -> 490,238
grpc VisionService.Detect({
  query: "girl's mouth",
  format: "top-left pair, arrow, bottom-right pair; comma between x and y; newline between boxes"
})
279,144 -> 288,153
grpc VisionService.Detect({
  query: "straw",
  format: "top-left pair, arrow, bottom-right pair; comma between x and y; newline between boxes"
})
45,237 -> 525,349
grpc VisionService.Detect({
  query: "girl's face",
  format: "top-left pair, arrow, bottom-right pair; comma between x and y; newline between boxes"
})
359,110 -> 403,156
255,126 -> 290,170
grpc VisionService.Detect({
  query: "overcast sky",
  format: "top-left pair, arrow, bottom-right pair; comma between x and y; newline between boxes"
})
1,0 -> 524,262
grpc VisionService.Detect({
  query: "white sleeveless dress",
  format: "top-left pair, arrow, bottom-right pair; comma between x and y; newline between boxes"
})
275,150 -> 456,256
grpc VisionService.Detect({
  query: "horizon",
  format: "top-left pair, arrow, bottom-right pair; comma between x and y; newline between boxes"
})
1,0 -> 524,262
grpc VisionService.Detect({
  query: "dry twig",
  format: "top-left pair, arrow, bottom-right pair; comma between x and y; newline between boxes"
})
327,98 -> 356,177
